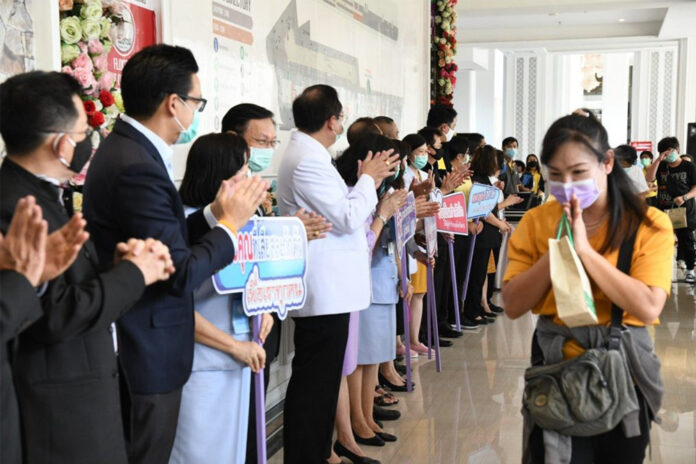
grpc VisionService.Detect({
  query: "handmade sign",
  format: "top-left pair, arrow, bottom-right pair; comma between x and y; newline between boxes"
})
394,191 -> 417,251
436,192 -> 468,235
629,141 -> 653,154
212,216 -> 308,320
467,183 -> 500,220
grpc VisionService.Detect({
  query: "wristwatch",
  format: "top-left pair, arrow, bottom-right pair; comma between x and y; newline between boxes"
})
378,214 -> 388,224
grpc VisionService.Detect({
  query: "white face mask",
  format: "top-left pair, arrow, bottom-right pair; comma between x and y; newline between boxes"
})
445,126 -> 455,142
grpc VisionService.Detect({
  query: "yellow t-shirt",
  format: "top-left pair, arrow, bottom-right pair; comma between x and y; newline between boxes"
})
454,179 -> 473,196
643,167 -> 658,199
503,201 -> 674,358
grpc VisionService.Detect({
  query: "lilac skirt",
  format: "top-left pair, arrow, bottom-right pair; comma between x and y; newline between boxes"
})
342,312 -> 360,376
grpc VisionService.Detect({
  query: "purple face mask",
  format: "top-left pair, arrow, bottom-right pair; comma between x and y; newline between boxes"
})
548,178 -> 600,209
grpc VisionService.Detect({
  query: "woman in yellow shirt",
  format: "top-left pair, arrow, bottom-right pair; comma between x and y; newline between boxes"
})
503,112 -> 673,463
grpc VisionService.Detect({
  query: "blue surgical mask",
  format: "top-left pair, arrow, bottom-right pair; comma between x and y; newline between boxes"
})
505,148 -> 518,159
665,150 -> 679,163
393,163 -> 401,179
248,146 -> 275,172
413,154 -> 428,170
174,110 -> 200,144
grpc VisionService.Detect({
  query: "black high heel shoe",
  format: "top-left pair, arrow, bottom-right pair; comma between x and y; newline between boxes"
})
353,432 -> 385,447
378,373 -> 415,392
376,431 -> 397,442
333,441 -> 381,464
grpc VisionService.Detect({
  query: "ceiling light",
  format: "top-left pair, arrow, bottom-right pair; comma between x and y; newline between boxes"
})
618,18 -> 625,22
549,12 -> 559,16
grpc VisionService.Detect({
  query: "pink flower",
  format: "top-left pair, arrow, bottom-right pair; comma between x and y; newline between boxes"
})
88,39 -> 104,55
93,53 -> 109,71
61,65 -> 74,76
98,71 -> 116,91
71,53 -> 93,72
73,67 -> 97,90
78,42 -> 88,54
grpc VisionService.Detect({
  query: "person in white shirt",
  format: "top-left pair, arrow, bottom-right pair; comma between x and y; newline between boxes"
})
615,144 -> 649,197
276,84 -> 399,464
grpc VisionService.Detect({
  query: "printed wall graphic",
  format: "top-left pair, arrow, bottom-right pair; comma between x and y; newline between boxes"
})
0,0 -> 34,81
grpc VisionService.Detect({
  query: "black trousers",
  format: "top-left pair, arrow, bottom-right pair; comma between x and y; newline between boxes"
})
433,235 -> 471,329
283,313 -> 349,464
463,246 -> 492,320
676,227 -> 695,270
487,245 -> 501,302
529,391 -> 651,463
123,387 -> 182,464
246,314 -> 281,463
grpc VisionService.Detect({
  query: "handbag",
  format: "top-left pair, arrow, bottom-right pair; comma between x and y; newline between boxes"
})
523,233 -> 640,437
667,205 -> 687,229
548,214 -> 597,327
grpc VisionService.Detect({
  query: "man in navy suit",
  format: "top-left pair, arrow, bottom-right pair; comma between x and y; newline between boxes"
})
83,45 -> 268,464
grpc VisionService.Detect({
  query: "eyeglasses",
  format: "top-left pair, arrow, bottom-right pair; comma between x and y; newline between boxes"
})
251,137 -> 281,149
42,128 -> 95,139
178,94 -> 207,112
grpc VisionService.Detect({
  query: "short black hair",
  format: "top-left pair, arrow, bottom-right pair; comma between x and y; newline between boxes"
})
336,133 -> 398,187
502,136 -> 518,148
402,133 -> 427,154
657,136 -> 680,154
417,126 -> 442,147
614,144 -> 637,165
0,71 -> 81,155
179,132 -> 247,208
373,116 -> 394,125
292,84 -> 342,133
347,117 -> 380,145
514,160 -> 525,171
221,103 -> 274,134
444,134 -> 470,162
121,44 -> 199,118
639,150 -> 653,160
426,104 -> 457,128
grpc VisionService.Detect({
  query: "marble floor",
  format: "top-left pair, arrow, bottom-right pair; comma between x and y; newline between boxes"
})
269,280 -> 696,463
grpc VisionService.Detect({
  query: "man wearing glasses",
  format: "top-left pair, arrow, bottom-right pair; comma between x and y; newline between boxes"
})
83,45 -> 268,464
0,71 -> 176,464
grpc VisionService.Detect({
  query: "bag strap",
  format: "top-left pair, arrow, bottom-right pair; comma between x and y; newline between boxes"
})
608,231 -> 637,350
555,213 -> 575,247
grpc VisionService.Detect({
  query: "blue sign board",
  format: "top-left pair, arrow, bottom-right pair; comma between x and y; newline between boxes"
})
212,217 -> 308,320
467,183 -> 500,220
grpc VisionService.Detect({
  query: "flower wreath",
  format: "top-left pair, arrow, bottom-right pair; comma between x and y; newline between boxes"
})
431,0 -> 458,106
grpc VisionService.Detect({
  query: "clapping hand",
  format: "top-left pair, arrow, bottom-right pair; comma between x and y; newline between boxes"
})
117,238 -> 175,285
0,196 -> 47,286
211,175 -> 270,231
377,189 -> 409,221
42,212 -> 90,283
410,170 -> 434,198
358,149 -> 400,188
441,169 -> 466,195
415,195 -> 440,219
294,208 -> 332,241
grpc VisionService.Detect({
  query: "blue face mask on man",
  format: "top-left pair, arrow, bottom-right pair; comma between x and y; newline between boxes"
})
505,148 -> 518,159
248,146 -> 275,172
174,98 -> 200,144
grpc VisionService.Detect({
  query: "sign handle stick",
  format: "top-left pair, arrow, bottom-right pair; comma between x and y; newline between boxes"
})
447,238 -> 461,331
426,267 -> 432,360
460,218 -> 480,308
399,248 -> 413,392
427,262 -> 442,372
253,315 -> 267,464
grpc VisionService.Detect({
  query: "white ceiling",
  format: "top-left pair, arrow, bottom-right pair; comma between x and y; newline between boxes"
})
456,0 -> 696,46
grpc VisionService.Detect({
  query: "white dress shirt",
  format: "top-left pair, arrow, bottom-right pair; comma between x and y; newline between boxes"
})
276,131 -> 378,317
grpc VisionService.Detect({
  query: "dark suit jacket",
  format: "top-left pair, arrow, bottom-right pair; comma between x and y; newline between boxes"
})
0,271 -> 42,464
0,159 -> 146,464
82,118 -> 236,394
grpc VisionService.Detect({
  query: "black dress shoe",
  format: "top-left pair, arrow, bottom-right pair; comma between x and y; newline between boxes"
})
334,441 -> 381,463
474,316 -> 489,325
439,338 -> 453,347
439,326 -> 463,338
483,313 -> 497,322
460,317 -> 481,330
353,432 -> 385,447
488,301 -> 505,313
378,373 -> 414,392
377,431 -> 397,442
374,405 -> 401,421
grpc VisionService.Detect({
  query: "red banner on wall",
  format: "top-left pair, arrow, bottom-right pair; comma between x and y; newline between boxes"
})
630,141 -> 654,154
107,0 -> 158,87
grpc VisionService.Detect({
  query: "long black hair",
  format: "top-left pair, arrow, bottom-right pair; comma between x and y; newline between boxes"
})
336,133 -> 402,189
179,132 -> 248,207
540,113 -> 647,252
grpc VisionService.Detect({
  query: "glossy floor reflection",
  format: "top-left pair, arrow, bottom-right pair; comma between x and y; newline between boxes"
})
269,282 -> 696,464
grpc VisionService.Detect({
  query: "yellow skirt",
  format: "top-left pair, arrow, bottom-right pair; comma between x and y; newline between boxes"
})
487,251 -> 496,274
411,261 -> 428,294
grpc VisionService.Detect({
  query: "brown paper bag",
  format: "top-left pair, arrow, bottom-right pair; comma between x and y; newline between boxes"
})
667,207 -> 687,229
549,235 -> 598,327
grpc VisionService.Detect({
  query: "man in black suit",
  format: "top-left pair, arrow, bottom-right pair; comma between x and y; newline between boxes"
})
0,71 -> 174,464
83,45 -> 268,464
